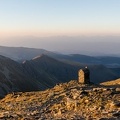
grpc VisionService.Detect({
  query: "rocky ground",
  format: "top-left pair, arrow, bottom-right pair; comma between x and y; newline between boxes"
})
100,78 -> 120,86
0,80 -> 120,120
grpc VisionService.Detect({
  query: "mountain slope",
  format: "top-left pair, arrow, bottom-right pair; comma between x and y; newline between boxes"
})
88,64 -> 118,83
0,55 -> 41,97
0,54 -> 119,98
53,54 -> 120,68
22,55 -> 79,88
23,55 -> 118,84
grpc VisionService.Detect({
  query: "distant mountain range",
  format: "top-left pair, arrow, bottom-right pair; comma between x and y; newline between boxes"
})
0,53 -> 119,98
0,46 -> 56,61
0,46 -> 120,68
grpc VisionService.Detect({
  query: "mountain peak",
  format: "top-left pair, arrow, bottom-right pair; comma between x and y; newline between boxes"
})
32,55 -> 42,60
31,54 -> 57,62
32,54 -> 47,60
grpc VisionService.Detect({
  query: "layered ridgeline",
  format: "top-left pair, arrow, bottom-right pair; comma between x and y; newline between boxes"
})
0,46 -> 57,62
1,46 -> 120,68
0,54 -> 119,98
23,54 -> 118,83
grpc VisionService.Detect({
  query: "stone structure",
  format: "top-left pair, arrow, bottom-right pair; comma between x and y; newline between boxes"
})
78,67 -> 90,84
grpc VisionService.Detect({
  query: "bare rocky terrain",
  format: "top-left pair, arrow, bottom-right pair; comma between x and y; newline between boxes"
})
0,80 -> 119,120
101,79 -> 120,87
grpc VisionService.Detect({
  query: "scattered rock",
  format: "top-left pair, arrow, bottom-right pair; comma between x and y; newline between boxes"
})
0,80 -> 119,119
112,111 -> 120,117
116,88 -> 120,92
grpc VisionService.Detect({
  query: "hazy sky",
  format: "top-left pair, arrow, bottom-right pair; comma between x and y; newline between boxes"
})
0,0 -> 120,55
0,0 -> 120,37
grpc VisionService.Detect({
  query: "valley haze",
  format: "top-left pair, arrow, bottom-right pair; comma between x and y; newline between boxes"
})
0,35 -> 120,56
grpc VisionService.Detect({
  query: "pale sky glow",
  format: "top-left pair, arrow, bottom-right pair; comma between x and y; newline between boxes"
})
1,0 -> 120,55
0,0 -> 120,36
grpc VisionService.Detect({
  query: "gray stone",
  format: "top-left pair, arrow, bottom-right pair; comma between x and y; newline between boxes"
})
78,67 -> 90,84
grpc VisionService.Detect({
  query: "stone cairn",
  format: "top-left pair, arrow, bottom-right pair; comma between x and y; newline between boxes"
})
78,66 -> 90,84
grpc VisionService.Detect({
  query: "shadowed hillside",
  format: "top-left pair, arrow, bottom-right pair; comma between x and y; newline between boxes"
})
0,54 -> 119,98
22,55 -> 79,87
23,55 -> 118,84
0,55 -> 41,98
